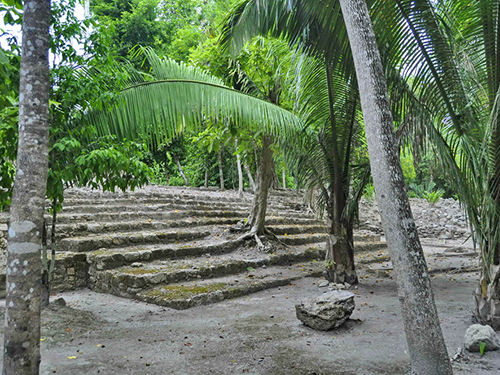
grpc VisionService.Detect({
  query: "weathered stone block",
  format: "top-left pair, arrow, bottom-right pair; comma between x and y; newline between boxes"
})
464,324 -> 500,352
295,290 -> 355,330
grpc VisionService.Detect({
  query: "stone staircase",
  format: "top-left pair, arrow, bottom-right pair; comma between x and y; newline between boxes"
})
0,186 -> 386,307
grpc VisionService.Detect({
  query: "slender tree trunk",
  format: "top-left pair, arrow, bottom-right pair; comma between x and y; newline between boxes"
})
164,152 -> 170,187
41,221 -> 49,307
218,148 -> 224,190
324,185 -> 357,285
3,1 -> 51,374
339,0 -> 452,373
282,169 -> 286,189
322,59 -> 358,285
204,157 -> 209,188
476,124 -> 500,328
270,162 -> 282,189
244,164 -> 256,193
236,140 -> 244,197
174,156 -> 190,186
41,199 -> 57,307
247,135 -> 273,235
476,7 -> 500,323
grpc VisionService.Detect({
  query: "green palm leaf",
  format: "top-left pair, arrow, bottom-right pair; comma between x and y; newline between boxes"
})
87,49 -> 305,152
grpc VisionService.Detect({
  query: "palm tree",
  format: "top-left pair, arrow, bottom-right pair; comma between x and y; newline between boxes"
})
280,50 -> 369,284
372,0 -> 500,329
221,0 -> 500,328
222,1 -> 378,284
88,48 -> 306,245
436,0 -> 500,329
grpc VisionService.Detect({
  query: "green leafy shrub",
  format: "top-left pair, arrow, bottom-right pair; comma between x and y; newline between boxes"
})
423,189 -> 444,206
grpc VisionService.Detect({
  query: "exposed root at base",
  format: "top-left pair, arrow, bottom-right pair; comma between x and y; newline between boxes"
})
233,226 -> 288,253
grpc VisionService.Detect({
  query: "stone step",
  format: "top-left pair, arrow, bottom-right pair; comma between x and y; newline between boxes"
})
50,209 -> 246,224
90,245 -> 324,296
57,227 -> 211,253
354,241 -> 387,253
51,218 -> 325,241
60,201 -> 252,214
50,208 -> 316,225
62,196 -> 250,206
58,194 -> 306,214
51,217 -> 241,239
87,237 -> 248,271
269,224 -> 326,236
278,233 -> 329,246
134,262 -> 323,310
61,187 -> 303,202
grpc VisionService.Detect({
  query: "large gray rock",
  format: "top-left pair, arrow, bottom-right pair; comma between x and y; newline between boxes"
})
295,290 -> 355,331
464,324 -> 500,352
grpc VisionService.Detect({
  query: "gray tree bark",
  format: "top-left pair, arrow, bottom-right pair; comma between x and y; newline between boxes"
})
243,163 -> 256,193
174,156 -> 190,186
218,148 -> 225,190
3,1 -> 51,374
247,135 -> 274,235
339,0 -> 452,374
324,185 -> 357,285
164,152 -> 170,186
235,140 -> 244,197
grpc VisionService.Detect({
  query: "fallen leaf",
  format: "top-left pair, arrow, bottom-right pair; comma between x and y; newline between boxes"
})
67,356 -> 77,359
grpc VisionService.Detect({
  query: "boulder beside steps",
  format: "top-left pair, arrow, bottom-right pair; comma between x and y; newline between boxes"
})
295,290 -> 356,330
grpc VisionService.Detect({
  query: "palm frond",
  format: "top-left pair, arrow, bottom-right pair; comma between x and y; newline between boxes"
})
220,0 -> 354,79
86,51 -> 305,153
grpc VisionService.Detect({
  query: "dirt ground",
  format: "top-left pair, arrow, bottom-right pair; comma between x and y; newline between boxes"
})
0,270 -> 498,374
0,188 -> 498,374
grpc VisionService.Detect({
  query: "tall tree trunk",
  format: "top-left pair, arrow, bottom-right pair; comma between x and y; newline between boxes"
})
340,0 -> 452,373
247,135 -> 273,235
475,5 -> 500,328
476,120 -> 500,328
244,164 -> 256,193
270,161 -> 282,190
236,140 -> 244,197
218,148 -> 224,190
282,169 -> 286,189
204,157 -> 209,188
174,156 -> 190,186
3,1 -> 51,374
164,152 -> 170,187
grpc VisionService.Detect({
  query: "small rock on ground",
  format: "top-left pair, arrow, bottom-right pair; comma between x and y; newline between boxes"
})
464,324 -> 500,352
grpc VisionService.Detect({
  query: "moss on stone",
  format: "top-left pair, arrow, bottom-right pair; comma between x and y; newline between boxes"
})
145,282 -> 234,300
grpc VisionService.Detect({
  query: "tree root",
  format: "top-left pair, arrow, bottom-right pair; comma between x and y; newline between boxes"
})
234,226 -> 288,253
